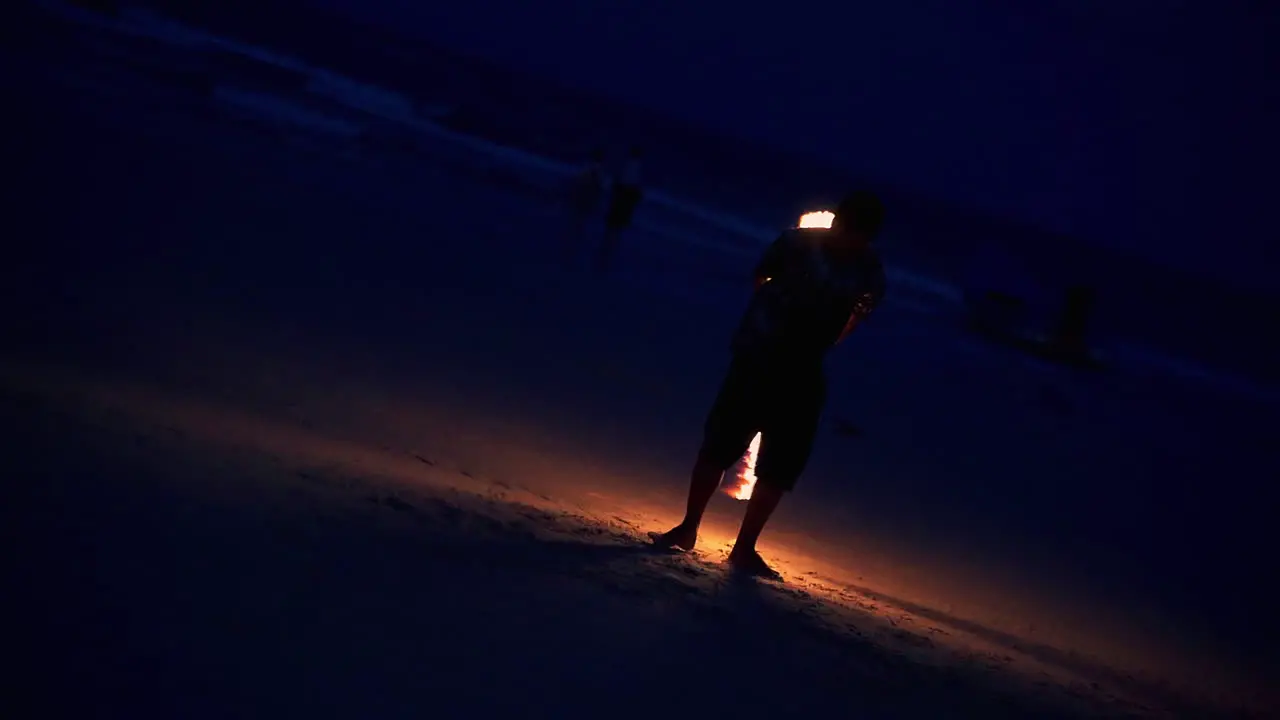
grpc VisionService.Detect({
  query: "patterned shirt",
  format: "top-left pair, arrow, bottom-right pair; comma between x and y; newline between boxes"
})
731,228 -> 887,366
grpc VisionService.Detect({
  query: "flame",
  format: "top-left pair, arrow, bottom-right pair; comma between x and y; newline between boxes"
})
797,210 -> 835,229
724,432 -> 763,500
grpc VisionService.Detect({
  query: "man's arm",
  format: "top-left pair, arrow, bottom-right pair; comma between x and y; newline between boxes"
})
835,264 -> 887,344
753,233 -> 791,289
835,295 -> 873,344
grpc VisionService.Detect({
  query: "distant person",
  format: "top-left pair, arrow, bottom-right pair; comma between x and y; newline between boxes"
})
1045,284 -> 1096,365
596,145 -> 644,270
651,191 -> 888,579
563,148 -> 606,260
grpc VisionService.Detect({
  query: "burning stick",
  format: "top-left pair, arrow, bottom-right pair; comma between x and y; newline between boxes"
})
723,432 -> 762,500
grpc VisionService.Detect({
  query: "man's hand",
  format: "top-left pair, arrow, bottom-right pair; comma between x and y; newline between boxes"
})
837,292 -> 877,344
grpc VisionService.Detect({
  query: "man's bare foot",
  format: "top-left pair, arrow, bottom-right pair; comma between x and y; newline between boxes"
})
727,547 -> 782,580
648,523 -> 698,552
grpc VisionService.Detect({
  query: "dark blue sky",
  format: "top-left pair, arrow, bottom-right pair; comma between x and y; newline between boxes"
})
322,0 -> 1277,292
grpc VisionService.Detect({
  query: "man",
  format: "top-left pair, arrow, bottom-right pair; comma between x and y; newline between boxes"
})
563,148 -> 606,260
596,145 -> 644,270
651,191 -> 888,579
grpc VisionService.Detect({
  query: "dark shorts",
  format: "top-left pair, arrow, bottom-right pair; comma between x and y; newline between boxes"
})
605,184 -> 643,230
699,353 -> 826,492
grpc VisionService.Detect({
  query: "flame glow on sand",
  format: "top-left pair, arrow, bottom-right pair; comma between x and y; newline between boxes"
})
797,210 -> 835,229
724,432 -> 763,500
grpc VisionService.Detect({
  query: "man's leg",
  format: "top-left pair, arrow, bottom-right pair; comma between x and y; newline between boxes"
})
596,187 -> 639,270
726,375 -> 824,578
731,481 -> 785,554
652,360 -> 755,552
596,194 -> 621,270
649,452 -> 729,551
724,469 -> 791,578
726,482 -> 786,579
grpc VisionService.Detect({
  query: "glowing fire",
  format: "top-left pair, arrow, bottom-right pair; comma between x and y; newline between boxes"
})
797,210 -> 835,229
724,432 -> 763,500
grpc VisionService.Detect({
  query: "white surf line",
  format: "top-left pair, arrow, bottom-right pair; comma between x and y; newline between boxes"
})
208,85 -> 365,137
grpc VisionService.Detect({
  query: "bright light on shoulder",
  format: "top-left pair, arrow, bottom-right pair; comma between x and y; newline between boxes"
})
797,210 -> 835,229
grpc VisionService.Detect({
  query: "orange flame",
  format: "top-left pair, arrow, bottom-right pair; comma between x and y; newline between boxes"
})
724,432 -> 762,500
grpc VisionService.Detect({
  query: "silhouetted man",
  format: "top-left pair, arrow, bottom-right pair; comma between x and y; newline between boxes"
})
563,148 -> 606,260
596,145 -> 644,270
651,191 -> 888,579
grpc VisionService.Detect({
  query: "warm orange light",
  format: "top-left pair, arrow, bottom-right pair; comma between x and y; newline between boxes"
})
798,211 -> 835,229
724,432 -> 762,500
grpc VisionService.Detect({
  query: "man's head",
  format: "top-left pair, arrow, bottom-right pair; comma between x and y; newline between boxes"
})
831,190 -> 885,244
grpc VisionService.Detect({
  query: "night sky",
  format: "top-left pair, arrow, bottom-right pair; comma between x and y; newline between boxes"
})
318,0 -> 1277,292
